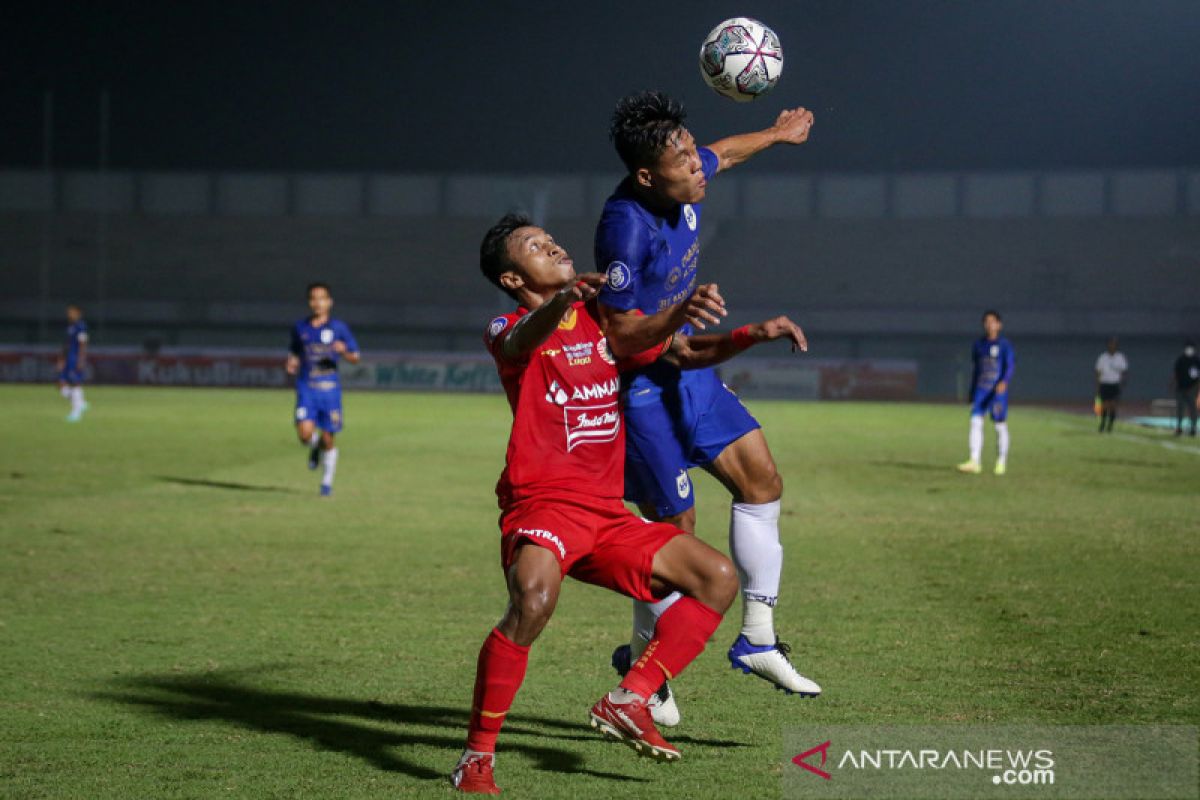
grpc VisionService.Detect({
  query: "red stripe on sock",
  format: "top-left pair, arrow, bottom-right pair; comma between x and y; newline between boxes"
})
621,598 -> 722,698
466,628 -> 530,753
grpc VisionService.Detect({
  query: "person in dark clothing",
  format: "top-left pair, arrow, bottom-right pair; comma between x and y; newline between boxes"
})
1171,340 -> 1200,437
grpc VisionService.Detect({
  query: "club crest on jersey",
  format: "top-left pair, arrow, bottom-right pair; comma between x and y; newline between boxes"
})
597,338 -> 616,365
676,469 -> 691,499
990,344 -> 1000,357
487,316 -> 509,343
683,204 -> 697,231
665,266 -> 683,290
320,328 -> 335,344
607,262 -> 631,291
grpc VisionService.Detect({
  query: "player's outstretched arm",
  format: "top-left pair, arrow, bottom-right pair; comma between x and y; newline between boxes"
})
599,283 -> 727,360
500,273 -> 606,361
671,315 -> 807,369
708,107 -> 814,173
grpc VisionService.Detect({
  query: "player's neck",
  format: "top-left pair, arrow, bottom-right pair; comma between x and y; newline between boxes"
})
631,182 -> 678,215
309,313 -> 330,326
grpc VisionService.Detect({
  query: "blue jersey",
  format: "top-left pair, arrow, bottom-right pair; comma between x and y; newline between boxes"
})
64,320 -> 88,368
971,336 -> 1015,392
289,317 -> 359,392
595,145 -> 720,398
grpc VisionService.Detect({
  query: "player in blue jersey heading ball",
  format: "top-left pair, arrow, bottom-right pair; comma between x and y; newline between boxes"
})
958,310 -> 1015,475
594,90 -> 820,723
286,282 -> 360,496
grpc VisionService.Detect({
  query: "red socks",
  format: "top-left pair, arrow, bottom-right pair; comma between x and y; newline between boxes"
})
466,628 -> 530,753
620,597 -> 722,699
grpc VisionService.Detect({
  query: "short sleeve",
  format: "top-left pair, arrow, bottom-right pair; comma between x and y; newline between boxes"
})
595,206 -> 650,313
484,313 -> 522,362
337,321 -> 360,354
698,146 -> 720,181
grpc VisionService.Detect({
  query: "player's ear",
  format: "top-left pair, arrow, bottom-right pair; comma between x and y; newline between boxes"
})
498,271 -> 524,292
635,167 -> 654,190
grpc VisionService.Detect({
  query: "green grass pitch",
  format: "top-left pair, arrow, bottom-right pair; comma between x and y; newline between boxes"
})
1,385 -> 1197,798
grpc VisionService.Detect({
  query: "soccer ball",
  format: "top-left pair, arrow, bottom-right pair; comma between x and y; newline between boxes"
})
699,17 -> 783,102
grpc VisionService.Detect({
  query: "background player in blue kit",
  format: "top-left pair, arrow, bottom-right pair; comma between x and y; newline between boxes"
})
286,282 -> 360,496
57,304 -> 90,422
958,310 -> 1015,475
595,90 -> 819,718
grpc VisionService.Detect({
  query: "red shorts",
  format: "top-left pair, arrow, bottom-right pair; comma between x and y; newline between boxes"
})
499,495 -> 684,602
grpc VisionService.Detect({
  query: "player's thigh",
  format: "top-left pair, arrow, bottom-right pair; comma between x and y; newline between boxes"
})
970,388 -> 994,417
316,391 -> 344,433
649,531 -> 737,610
624,400 -> 696,518
703,428 -> 782,504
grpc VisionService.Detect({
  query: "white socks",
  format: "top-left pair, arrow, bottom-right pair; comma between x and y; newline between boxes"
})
306,431 -> 320,448
321,447 -> 338,488
995,422 -> 1010,465
627,501 -> 785,651
730,500 -> 783,646
70,387 -> 86,414
968,415 -> 984,463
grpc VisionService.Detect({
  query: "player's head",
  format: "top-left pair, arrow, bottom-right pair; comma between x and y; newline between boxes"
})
480,213 -> 575,303
1106,336 -> 1119,353
982,309 -> 1002,338
65,304 -> 82,322
610,91 -> 707,206
307,282 -> 333,317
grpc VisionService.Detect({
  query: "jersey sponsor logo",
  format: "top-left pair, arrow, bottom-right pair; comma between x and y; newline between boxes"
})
597,338 -> 616,365
683,204 -> 697,231
545,380 -> 570,406
563,341 -> 594,366
676,469 -> 691,499
320,328 -> 335,344
516,527 -> 566,559
607,262 -> 631,291
564,400 -> 620,452
487,316 -> 510,342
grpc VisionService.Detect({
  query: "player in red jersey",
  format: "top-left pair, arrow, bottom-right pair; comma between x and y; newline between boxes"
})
452,214 -> 808,794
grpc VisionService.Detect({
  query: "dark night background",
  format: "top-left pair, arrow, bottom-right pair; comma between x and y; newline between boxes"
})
3,0 -> 1199,173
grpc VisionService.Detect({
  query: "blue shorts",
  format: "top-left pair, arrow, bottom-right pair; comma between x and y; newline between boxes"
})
60,365 -> 84,385
295,386 -> 343,433
970,386 -> 1009,422
623,367 -> 761,517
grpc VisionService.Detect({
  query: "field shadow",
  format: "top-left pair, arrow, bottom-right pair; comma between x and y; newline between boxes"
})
869,460 -> 949,473
93,670 -> 684,784
156,475 -> 297,493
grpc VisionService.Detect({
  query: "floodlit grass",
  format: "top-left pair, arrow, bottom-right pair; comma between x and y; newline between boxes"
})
1,385 -> 1197,798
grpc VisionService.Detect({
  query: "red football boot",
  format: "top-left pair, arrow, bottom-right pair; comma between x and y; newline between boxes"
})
451,751 -> 501,794
589,693 -> 681,762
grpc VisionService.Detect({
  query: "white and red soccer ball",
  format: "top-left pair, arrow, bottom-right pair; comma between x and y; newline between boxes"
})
699,17 -> 784,102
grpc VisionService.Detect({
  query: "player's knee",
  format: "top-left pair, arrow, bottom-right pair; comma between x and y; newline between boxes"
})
704,554 -> 739,612
512,576 -> 557,629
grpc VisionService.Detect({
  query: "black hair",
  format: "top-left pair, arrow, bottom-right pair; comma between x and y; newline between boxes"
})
610,90 -> 688,173
306,282 -> 331,297
982,309 -> 1002,322
479,213 -> 533,297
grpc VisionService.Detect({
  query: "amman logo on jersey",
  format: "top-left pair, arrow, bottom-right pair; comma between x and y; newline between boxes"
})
683,204 -> 697,231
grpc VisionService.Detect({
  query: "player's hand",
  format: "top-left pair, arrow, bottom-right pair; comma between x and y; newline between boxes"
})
333,340 -> 347,354
752,315 -> 808,352
996,381 -> 1008,394
285,355 -> 299,376
686,283 -> 727,330
569,272 -> 607,302
771,107 -> 814,145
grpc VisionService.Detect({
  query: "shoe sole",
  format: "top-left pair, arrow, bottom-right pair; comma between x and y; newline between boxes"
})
588,714 -> 681,762
729,661 -> 822,697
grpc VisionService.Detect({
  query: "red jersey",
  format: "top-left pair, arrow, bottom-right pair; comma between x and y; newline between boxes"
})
485,300 -> 624,507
